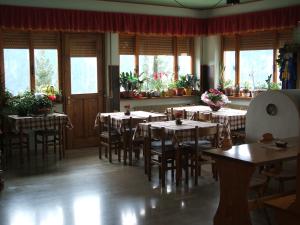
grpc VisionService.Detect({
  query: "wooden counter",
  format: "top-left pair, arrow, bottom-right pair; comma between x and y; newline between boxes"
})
203,137 -> 300,225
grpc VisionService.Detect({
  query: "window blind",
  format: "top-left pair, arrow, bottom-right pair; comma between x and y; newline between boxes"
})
139,35 -> 173,55
3,31 -> 30,48
32,32 -> 59,49
177,37 -> 193,56
119,34 -> 135,55
70,37 -> 97,57
223,35 -> 236,51
240,31 -> 275,50
278,29 -> 293,48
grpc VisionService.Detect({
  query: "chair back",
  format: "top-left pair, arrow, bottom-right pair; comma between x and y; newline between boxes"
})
98,115 -> 112,134
194,112 -> 212,122
197,124 -> 219,148
147,125 -> 167,151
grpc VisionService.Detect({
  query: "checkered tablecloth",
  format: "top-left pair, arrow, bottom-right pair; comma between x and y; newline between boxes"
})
168,105 -> 246,130
95,111 -> 167,131
135,119 -> 223,144
8,113 -> 73,131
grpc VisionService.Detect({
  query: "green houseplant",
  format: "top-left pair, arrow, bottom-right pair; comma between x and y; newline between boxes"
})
120,71 -> 144,98
224,79 -> 233,96
175,76 -> 186,96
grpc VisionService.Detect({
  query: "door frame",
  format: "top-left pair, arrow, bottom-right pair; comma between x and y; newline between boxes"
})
62,32 -> 106,149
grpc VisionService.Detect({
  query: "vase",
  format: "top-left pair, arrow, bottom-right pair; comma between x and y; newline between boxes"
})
124,109 -> 130,115
175,118 -> 182,125
209,105 -> 221,112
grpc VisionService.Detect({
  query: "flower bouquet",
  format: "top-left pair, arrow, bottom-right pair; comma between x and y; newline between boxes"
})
201,89 -> 229,111
175,111 -> 183,125
124,104 -> 131,115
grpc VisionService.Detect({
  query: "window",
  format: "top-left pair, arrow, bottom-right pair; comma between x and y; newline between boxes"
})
240,50 -> 273,89
139,55 -> 174,90
34,49 -> 59,92
223,51 -> 235,84
4,49 -> 30,95
69,36 -> 98,94
222,29 -> 293,90
120,55 -> 135,74
2,31 -> 60,95
119,34 -> 194,91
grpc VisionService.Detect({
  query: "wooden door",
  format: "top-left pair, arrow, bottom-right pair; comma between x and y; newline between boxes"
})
64,33 -> 104,149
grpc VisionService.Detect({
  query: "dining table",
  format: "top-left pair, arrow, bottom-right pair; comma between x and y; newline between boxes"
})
168,105 -> 247,131
7,113 -> 72,162
135,119 -> 220,185
203,136 -> 300,225
95,111 -> 167,165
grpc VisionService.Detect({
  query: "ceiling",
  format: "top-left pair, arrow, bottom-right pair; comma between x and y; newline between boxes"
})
99,0 -> 260,9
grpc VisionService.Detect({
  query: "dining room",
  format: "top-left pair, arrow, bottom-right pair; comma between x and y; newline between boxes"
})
1,0 -> 300,225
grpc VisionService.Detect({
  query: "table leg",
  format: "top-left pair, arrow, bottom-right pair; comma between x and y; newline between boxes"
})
214,158 -> 255,225
176,146 -> 182,186
19,126 -> 23,164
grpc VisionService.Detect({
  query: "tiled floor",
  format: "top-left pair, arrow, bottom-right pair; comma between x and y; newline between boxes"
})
0,148 -> 282,225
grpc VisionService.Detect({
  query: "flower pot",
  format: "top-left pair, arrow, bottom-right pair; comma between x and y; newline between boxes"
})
224,88 -> 233,96
124,109 -> 130,116
175,118 -> 182,125
176,88 -> 185,96
34,107 -> 51,116
209,105 -> 221,112
184,88 -> 192,96
167,89 -> 175,97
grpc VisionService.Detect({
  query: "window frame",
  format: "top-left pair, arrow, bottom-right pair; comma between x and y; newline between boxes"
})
119,34 -> 194,81
221,29 -> 293,87
0,30 -> 61,94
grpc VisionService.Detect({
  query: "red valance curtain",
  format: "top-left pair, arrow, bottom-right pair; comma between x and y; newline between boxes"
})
0,4 -> 300,35
0,5 -> 207,36
207,5 -> 300,35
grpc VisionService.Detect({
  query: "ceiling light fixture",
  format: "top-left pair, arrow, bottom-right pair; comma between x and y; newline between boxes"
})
227,0 -> 240,4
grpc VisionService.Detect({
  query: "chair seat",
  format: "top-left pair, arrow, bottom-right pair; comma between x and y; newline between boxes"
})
35,129 -> 58,136
181,140 -> 213,151
262,169 -> 296,180
250,175 -> 268,188
151,139 -> 173,147
100,131 -> 120,139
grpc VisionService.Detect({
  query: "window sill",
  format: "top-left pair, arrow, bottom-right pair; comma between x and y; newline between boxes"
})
228,96 -> 252,100
120,95 -> 197,100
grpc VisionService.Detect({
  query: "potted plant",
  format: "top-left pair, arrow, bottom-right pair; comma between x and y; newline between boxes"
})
224,79 -> 233,96
234,84 -> 240,97
167,81 -> 176,97
7,91 -> 35,116
120,71 -> 143,98
201,89 -> 229,111
183,74 -> 198,96
32,94 -> 53,115
242,81 -> 251,97
175,76 -> 186,96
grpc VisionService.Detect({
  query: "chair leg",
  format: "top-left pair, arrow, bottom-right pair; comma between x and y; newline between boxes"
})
108,143 -> 112,163
35,134 -> 38,156
26,136 -> 30,161
161,158 -> 166,188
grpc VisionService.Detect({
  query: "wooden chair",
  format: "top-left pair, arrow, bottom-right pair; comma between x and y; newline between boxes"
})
0,116 -> 30,164
146,125 -> 176,188
181,125 -> 219,185
259,133 -> 297,192
98,115 -> 121,163
122,116 -> 152,165
34,116 -> 64,160
0,169 -> 3,192
193,112 -> 212,122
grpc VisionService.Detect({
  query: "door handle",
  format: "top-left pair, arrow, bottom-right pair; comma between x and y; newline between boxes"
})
67,96 -> 71,105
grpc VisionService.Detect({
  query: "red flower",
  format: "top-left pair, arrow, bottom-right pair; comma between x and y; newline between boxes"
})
124,104 -> 130,109
175,112 -> 183,118
48,95 -> 56,102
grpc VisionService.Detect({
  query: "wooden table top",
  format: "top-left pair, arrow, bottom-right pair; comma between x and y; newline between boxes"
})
203,137 -> 300,165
